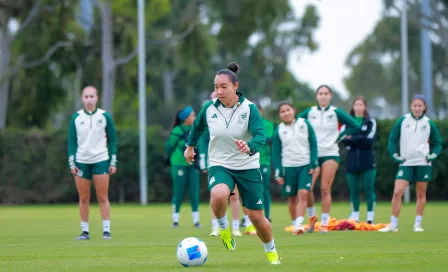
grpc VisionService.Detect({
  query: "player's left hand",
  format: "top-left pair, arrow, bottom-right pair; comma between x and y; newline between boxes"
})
109,166 -> 117,175
308,168 -> 315,175
235,139 -> 251,154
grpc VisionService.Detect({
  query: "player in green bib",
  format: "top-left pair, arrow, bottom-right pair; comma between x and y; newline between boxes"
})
241,101 -> 275,235
166,106 -> 201,228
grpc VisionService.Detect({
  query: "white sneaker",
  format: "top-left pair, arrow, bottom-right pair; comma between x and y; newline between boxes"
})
209,227 -> 219,236
413,225 -> 424,232
232,229 -> 243,236
292,225 -> 305,236
378,225 -> 398,232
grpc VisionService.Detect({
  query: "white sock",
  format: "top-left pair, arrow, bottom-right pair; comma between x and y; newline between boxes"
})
321,213 -> 329,226
102,220 -> 110,233
351,211 -> 359,221
244,215 -> 253,227
173,213 -> 180,223
415,215 -> 422,226
192,212 -> 199,224
217,214 -> 229,230
81,221 -> 89,233
367,211 -> 374,222
212,219 -> 218,229
263,239 -> 276,253
296,216 -> 304,226
390,215 -> 398,228
307,206 -> 316,218
232,220 -> 240,230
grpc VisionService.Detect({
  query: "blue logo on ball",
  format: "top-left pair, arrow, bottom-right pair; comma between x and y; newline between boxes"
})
186,245 -> 201,260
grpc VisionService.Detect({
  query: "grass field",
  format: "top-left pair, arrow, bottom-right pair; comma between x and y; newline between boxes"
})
0,202 -> 446,271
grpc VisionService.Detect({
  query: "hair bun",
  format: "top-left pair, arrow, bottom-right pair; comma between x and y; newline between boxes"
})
227,62 -> 240,74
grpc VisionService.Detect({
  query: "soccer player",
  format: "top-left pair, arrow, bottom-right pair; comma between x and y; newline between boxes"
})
68,86 -> 117,240
340,96 -> 377,224
272,102 -> 318,235
379,94 -> 442,232
166,106 -> 201,228
241,101 -> 275,235
298,85 -> 360,233
185,62 -> 280,264
199,92 -> 242,236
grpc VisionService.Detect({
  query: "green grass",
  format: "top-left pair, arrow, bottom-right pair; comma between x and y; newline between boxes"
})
0,202 -> 446,271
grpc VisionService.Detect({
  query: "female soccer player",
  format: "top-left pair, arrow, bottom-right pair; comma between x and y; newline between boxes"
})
185,62 -> 280,264
68,86 -> 117,240
166,106 -> 201,228
340,96 -> 377,224
298,85 -> 360,233
199,92 -> 242,236
273,102 -> 318,235
379,94 -> 442,232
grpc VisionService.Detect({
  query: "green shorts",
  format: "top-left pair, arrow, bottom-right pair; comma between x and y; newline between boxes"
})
396,166 -> 432,182
318,156 -> 340,167
75,160 -> 110,180
282,165 -> 312,197
208,166 -> 264,210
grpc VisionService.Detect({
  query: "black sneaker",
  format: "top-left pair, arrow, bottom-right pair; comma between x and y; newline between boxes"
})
194,222 -> 202,228
103,231 -> 111,240
172,222 -> 179,228
76,231 -> 90,240
367,220 -> 374,225
239,217 -> 245,228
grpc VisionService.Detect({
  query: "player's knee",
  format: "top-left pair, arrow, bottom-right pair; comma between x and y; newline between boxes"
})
79,195 -> 90,204
416,190 -> 426,200
97,195 -> 109,204
392,190 -> 404,199
246,210 -> 265,224
321,186 -> 331,196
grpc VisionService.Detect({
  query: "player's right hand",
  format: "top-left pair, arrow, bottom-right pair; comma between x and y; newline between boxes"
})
276,177 -> 284,185
184,146 -> 196,164
70,167 -> 79,175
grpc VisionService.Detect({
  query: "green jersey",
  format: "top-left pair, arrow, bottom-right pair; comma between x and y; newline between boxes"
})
259,119 -> 274,165
165,124 -> 191,166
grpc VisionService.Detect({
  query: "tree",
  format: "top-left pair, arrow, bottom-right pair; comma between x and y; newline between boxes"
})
0,1 -> 75,129
344,3 -> 448,117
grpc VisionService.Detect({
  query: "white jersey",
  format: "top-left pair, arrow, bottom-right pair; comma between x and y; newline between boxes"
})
188,92 -> 266,170
68,108 -> 117,165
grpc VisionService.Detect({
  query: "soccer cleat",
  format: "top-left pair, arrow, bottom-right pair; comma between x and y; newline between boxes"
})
320,226 -> 328,233
76,231 -> 90,240
378,225 -> 398,232
219,227 -> 236,251
194,222 -> 202,228
266,251 -> 281,265
232,229 -> 243,237
292,226 -> 305,236
367,220 -> 374,225
413,225 -> 424,232
103,231 -> 111,240
209,227 -> 219,236
172,222 -> 179,228
245,225 -> 257,235
307,216 -> 318,233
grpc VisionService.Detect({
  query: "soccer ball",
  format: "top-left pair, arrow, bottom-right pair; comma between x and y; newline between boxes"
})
176,237 -> 208,267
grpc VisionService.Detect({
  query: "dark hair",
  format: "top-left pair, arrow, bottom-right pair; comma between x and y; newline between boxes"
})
277,102 -> 295,113
216,62 -> 240,84
316,84 -> 332,94
350,96 -> 370,117
170,108 -> 183,130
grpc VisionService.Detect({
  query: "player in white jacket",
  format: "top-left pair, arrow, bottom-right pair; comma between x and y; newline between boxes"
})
379,94 -> 442,233
272,102 -> 318,235
185,62 -> 280,264
68,86 -> 117,240
298,85 -> 360,233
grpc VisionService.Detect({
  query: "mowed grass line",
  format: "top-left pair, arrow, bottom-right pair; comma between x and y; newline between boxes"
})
0,202 -> 446,272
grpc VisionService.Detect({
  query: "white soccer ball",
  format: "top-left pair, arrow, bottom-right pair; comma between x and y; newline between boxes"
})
176,237 -> 208,267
